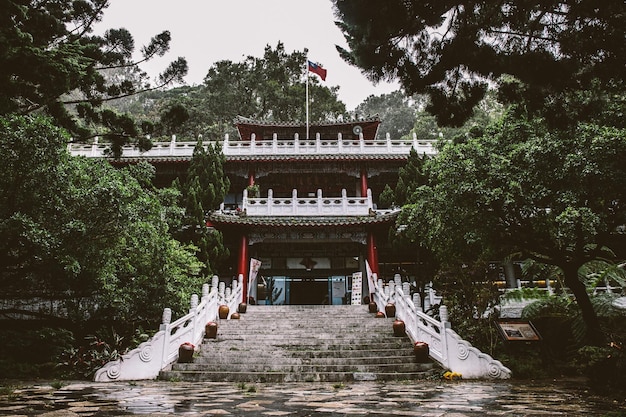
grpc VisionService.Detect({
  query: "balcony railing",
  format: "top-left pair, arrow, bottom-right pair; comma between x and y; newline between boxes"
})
221,188 -> 398,217
68,133 -> 438,159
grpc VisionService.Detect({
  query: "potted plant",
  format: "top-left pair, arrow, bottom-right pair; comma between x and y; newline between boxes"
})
246,184 -> 260,198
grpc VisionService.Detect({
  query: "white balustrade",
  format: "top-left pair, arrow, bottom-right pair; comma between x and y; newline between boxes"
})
94,275 -> 242,382
371,277 -> 511,379
241,188 -> 379,217
68,134 -> 439,159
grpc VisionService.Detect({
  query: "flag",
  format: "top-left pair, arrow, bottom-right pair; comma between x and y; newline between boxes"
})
308,60 -> 327,81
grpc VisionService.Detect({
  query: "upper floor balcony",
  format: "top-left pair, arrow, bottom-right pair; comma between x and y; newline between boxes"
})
220,188 -> 398,218
68,132 -> 438,160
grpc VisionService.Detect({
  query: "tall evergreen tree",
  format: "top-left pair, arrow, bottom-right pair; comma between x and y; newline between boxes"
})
333,1 -> 625,126
178,140 -> 230,275
0,0 -> 188,153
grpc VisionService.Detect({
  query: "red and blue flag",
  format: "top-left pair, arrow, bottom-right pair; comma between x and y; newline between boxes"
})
308,60 -> 327,81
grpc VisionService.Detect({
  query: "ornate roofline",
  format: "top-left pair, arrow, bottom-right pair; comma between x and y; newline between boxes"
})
208,210 -> 399,227
233,115 -> 381,128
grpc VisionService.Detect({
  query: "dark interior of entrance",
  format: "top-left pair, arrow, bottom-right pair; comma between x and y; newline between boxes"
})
290,279 -> 328,305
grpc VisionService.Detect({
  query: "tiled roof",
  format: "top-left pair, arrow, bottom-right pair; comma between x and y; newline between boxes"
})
208,211 -> 399,227
225,154 -> 409,162
108,154 -> 409,165
233,115 -> 381,127
109,157 -> 190,164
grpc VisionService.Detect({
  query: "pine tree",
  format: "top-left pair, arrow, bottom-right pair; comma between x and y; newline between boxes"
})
178,140 -> 230,275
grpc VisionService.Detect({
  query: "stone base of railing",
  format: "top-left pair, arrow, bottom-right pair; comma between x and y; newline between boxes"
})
94,276 -> 242,382
373,275 -> 511,380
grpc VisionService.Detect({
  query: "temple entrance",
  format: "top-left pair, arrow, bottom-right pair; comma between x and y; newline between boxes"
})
257,275 -> 353,305
290,278 -> 329,305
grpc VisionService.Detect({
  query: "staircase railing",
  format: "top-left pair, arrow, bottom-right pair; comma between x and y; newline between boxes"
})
372,277 -> 511,379
94,276 -> 242,382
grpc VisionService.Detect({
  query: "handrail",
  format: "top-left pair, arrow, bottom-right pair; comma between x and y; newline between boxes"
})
238,188 -> 377,217
371,276 -> 511,379
68,133 -> 439,159
94,276 -> 242,382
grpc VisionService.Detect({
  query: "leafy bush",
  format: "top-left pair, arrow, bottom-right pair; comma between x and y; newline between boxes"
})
57,328 -> 124,379
0,327 -> 74,379
576,343 -> 626,392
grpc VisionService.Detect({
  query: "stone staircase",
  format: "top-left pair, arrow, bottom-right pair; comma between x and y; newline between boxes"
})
159,304 -> 440,382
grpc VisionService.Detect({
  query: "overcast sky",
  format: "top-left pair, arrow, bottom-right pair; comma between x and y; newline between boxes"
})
96,0 -> 400,111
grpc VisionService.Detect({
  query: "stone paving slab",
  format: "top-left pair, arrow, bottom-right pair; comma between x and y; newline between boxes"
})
0,379 -> 624,416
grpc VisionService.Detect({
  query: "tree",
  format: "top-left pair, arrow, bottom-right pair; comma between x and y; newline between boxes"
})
410,90 -> 503,143
0,0 -> 188,151
354,90 -> 417,138
0,115 -> 203,324
190,43 -> 347,139
403,107 -> 626,344
394,148 -> 429,206
333,1 -> 625,125
176,140 -> 230,276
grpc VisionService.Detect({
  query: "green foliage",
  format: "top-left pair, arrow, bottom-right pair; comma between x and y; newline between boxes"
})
0,115 -> 206,324
0,1 -> 188,148
176,140 -> 230,276
57,329 -> 123,379
395,148 -> 428,206
354,90 -> 417,138
246,184 -> 260,198
0,327 -> 74,379
378,184 -> 395,208
409,91 -> 503,143
433,260 -> 502,355
115,42 -> 348,141
502,287 -> 552,302
576,342 -> 626,393
403,103 -> 626,343
333,0 -> 624,126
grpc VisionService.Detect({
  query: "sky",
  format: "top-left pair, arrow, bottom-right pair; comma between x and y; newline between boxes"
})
96,0 -> 400,111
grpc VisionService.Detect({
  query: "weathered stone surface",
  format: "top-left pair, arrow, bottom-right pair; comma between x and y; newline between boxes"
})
0,379 -> 621,416
161,305 -> 438,382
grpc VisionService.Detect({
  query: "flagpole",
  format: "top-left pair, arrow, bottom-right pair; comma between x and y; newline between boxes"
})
305,58 -> 310,140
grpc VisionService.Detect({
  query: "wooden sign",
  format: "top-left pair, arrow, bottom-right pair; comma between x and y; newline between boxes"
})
496,320 -> 541,342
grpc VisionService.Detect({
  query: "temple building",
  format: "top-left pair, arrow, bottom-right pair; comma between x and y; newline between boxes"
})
70,116 -> 438,305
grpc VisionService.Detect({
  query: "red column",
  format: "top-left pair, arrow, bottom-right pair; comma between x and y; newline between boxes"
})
248,168 -> 255,186
360,167 -> 368,197
367,232 -> 379,274
237,234 -> 249,302
367,232 -> 379,301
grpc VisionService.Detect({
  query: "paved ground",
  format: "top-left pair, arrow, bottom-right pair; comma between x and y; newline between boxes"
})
0,379 -> 624,416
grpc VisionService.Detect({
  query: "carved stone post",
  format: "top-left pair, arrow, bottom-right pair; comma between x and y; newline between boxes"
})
413,293 -> 422,311
161,308 -> 172,368
202,283 -> 209,300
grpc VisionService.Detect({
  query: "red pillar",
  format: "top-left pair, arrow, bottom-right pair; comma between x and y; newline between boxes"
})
248,168 -> 255,186
367,232 -> 379,274
360,167 -> 368,197
367,232 -> 379,301
237,234 -> 249,302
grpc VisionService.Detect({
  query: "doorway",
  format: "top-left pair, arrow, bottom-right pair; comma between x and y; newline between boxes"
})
289,278 -> 329,304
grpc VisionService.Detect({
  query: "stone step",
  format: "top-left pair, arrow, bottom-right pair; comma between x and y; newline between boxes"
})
159,370 -> 435,383
199,343 -> 414,355
159,305 -> 439,383
207,333 -> 404,342
190,354 -> 418,366
173,362 -> 430,373
210,319 -> 400,332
